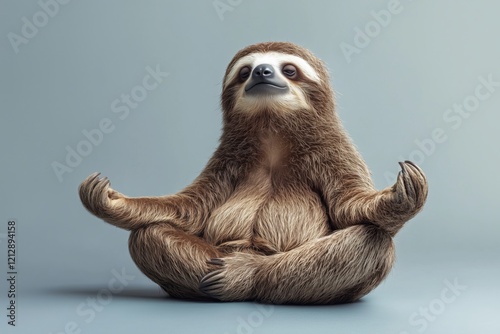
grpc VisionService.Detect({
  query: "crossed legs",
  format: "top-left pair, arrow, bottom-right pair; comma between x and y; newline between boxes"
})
129,223 -> 395,304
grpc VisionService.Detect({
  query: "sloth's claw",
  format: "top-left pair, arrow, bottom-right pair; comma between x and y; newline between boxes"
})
200,269 -> 226,298
200,259 -> 226,298
79,172 -> 122,219
391,161 -> 428,214
199,254 -> 258,301
207,258 -> 225,266
404,160 -> 420,171
399,162 -> 416,199
88,172 -> 100,182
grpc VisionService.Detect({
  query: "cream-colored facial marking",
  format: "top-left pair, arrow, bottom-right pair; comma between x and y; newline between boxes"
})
226,52 -> 319,114
224,52 -> 320,89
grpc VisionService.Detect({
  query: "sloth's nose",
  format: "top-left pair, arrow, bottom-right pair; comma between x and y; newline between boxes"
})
252,64 -> 274,78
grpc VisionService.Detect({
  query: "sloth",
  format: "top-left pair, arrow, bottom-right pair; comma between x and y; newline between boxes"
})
79,42 -> 428,304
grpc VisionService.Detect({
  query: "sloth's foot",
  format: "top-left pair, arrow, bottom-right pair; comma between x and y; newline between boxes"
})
199,253 -> 262,301
79,172 -> 125,219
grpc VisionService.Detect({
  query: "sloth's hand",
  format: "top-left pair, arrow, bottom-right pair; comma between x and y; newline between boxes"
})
79,172 -> 125,219
386,161 -> 428,217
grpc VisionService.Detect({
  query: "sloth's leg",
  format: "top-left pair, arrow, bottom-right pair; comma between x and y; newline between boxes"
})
129,223 -> 222,300
200,224 -> 394,304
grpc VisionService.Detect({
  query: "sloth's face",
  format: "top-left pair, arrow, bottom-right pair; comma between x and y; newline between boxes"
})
223,52 -> 322,114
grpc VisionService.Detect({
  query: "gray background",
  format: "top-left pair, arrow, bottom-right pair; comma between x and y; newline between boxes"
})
1,0 -> 499,333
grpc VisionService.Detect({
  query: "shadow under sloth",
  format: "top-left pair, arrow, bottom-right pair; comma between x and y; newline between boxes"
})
79,42 -> 428,304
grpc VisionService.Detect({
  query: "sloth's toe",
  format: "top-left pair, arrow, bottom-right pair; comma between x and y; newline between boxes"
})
199,269 -> 226,300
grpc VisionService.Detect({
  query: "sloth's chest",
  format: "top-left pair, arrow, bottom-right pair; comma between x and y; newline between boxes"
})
204,168 -> 331,254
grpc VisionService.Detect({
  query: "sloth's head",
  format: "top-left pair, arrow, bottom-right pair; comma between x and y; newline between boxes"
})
221,42 -> 335,122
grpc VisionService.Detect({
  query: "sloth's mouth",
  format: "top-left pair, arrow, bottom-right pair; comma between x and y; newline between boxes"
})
245,82 -> 288,91
245,80 -> 289,96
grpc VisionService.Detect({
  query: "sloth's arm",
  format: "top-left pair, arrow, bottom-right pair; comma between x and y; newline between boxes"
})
79,161 -> 236,233
327,161 -> 428,236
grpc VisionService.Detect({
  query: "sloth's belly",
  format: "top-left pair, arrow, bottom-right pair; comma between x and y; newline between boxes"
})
204,172 -> 331,254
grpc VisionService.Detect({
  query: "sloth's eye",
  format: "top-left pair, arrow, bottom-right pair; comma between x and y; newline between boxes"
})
239,66 -> 251,81
282,64 -> 297,79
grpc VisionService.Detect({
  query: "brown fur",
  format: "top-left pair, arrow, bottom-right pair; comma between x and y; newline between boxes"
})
79,42 -> 428,304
